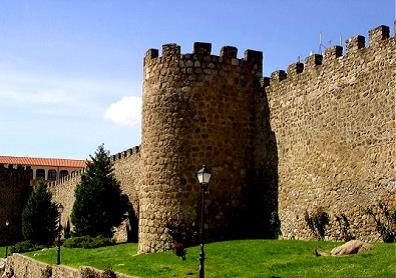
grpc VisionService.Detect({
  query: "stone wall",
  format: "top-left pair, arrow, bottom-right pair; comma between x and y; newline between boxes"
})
112,147 -> 141,222
112,147 -> 141,241
0,165 -> 32,242
49,170 -> 82,233
265,24 -> 395,241
4,253 -> 135,278
140,42 -> 264,252
48,147 -> 141,241
47,22 -> 396,254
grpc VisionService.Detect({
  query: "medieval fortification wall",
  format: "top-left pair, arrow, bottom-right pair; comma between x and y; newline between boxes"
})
48,146 -> 141,239
265,25 -> 395,241
0,165 -> 32,242
45,22 -> 395,253
140,43 -> 264,252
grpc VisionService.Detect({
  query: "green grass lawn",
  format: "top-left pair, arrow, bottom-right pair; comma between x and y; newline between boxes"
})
21,240 -> 395,278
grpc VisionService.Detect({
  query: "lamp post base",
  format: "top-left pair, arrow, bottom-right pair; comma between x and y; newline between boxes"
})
199,243 -> 205,278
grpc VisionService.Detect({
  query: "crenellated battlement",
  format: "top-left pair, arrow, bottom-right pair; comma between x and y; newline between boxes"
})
110,145 -> 140,162
48,168 -> 85,187
141,41 -> 264,251
264,23 -> 395,89
26,21 -> 396,253
144,41 -> 263,77
48,145 -> 140,187
0,163 -> 32,171
263,21 -> 395,243
0,164 -> 33,187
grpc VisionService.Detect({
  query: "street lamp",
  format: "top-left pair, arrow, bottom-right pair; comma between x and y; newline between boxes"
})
124,211 -> 130,242
5,219 -> 9,258
196,165 -> 211,278
56,204 -> 64,265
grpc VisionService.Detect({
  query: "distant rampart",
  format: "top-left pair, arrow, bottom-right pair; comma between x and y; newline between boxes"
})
0,164 -> 32,242
48,146 -> 141,240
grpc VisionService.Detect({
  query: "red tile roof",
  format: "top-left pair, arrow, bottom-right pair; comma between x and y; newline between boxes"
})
0,156 -> 86,168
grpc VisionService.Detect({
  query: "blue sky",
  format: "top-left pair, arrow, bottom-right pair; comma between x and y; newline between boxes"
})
0,0 -> 394,159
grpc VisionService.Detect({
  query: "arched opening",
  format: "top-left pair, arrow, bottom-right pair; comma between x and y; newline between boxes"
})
48,169 -> 57,181
36,169 -> 45,180
59,170 -> 69,179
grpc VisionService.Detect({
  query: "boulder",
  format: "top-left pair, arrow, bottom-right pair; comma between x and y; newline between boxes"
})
330,240 -> 374,256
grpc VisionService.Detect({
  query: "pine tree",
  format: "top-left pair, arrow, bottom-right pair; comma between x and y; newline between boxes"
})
71,144 -> 129,237
21,181 -> 59,245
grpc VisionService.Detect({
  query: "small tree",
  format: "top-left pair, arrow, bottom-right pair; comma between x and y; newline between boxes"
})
21,181 -> 59,245
71,144 -> 129,238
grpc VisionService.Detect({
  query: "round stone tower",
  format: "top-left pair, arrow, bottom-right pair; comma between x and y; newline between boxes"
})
139,42 -> 263,253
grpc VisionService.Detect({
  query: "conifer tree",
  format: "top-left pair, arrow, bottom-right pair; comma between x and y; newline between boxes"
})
21,181 -> 59,245
71,144 -> 129,237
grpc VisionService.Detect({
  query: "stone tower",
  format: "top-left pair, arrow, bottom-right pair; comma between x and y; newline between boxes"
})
139,42 -> 264,252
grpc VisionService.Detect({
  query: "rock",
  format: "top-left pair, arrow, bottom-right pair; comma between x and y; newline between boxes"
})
315,249 -> 330,256
330,240 -> 374,256
0,259 -> 6,278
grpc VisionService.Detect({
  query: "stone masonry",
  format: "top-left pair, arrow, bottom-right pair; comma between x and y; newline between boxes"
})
140,43 -> 263,252
46,22 -> 395,253
265,25 -> 395,241
0,165 -> 32,242
49,147 -> 141,241
4,253 -> 135,278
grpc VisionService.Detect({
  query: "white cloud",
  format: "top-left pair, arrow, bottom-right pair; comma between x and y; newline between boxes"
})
104,96 -> 142,127
0,69 -> 140,119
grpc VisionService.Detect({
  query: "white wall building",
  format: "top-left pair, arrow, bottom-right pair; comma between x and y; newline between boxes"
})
0,156 -> 86,183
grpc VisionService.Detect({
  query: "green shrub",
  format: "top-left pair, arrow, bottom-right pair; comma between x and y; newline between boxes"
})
63,235 -> 115,249
166,220 -> 196,260
9,240 -> 45,254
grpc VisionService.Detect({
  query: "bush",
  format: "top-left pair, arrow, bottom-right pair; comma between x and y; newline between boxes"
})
9,240 -> 45,254
63,235 -> 115,249
304,207 -> 330,241
166,220 -> 197,260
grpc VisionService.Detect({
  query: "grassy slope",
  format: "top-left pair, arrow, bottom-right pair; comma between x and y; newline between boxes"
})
23,240 -> 396,278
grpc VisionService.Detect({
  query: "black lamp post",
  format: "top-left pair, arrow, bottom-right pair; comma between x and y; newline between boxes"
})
56,204 -> 64,265
124,211 -> 130,242
196,165 -> 211,278
5,219 -> 9,258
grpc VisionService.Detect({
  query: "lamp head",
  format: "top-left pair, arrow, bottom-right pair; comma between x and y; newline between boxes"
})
197,165 -> 211,185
